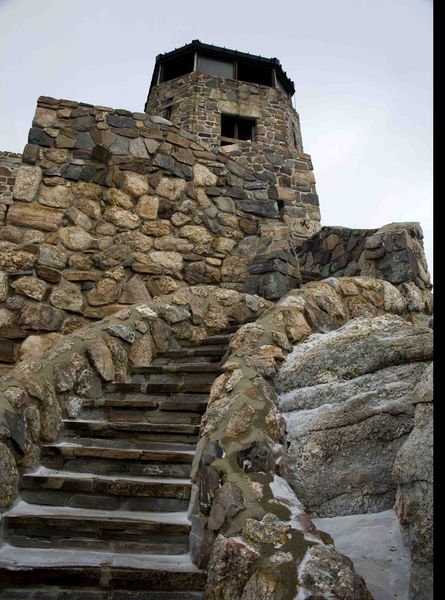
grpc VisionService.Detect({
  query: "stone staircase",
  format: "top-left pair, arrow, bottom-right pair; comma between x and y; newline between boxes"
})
0,331 -> 233,599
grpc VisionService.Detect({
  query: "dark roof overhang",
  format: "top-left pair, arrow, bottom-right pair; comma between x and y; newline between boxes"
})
147,39 -> 295,97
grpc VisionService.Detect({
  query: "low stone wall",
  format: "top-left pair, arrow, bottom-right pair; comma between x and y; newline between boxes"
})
0,96 -> 306,364
190,275 -> 431,599
0,152 -> 21,224
296,222 -> 432,294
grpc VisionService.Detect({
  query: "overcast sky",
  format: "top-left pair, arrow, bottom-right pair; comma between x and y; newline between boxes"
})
0,0 -> 433,275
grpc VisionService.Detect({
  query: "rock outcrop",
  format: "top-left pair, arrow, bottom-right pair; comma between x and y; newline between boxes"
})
393,363 -> 433,599
275,315 -> 432,517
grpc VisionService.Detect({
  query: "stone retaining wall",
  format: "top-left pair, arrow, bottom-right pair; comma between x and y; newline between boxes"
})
0,96 -> 308,364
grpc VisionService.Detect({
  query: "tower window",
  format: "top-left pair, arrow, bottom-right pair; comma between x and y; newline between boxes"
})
221,114 -> 256,144
160,53 -> 194,83
162,104 -> 172,120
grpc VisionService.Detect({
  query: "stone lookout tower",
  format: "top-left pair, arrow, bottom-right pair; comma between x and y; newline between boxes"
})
145,40 -> 321,241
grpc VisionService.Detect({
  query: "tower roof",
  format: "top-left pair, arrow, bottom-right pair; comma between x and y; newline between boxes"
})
148,39 -> 296,96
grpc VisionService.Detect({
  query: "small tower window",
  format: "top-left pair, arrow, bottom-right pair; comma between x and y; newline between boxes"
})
162,104 -> 173,120
221,114 -> 256,145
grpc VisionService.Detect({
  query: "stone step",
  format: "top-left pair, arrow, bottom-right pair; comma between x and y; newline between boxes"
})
86,393 -> 209,412
42,440 -> 194,478
162,344 -> 227,357
132,363 -> 221,374
3,503 -> 191,555
106,373 -> 214,394
21,468 -> 192,512
77,408 -> 202,425
0,546 -> 206,590
0,589 -> 205,600
63,419 -> 200,439
191,333 -> 233,346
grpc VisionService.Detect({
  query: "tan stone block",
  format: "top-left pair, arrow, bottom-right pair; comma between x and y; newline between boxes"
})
193,163 -> 218,186
12,166 -> 42,202
121,171 -> 149,198
39,184 -> 73,208
49,280 -> 84,313
155,176 -> 186,200
59,226 -> 94,251
103,206 -> 141,230
33,107 -> 57,128
7,202 -> 64,232
136,195 -> 159,220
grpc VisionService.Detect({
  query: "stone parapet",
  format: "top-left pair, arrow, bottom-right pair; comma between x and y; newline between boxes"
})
296,222 -> 432,307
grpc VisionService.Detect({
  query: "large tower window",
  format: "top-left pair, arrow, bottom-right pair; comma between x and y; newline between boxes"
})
221,114 -> 256,144
160,53 -> 194,83
197,55 -> 234,78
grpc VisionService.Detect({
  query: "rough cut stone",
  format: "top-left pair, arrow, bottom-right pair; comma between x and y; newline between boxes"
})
59,226 -> 94,251
86,278 -> 120,306
49,280 -> 84,313
193,164 -> 218,187
18,303 -> 65,331
11,276 -> 47,301
129,334 -> 153,367
119,275 -> 151,304
87,341 -> 115,381
0,443 -> 19,511
12,165 -> 42,202
136,195 -> 159,220
0,249 -> 37,273
155,176 -> 186,200
104,206 -> 141,230
121,171 -> 149,198
7,203 -> 64,231
38,243 -> 68,269
205,535 -> 259,600
39,184 -> 73,208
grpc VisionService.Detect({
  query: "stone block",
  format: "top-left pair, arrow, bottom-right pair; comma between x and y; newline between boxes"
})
12,165 -> 42,202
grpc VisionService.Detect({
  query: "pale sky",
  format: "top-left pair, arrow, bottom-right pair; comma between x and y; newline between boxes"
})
0,0 -> 433,276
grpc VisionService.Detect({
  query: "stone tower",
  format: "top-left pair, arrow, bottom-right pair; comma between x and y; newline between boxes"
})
145,40 -> 321,241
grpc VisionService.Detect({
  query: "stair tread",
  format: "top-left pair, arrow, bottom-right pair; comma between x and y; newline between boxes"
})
45,439 -> 196,453
24,467 -> 191,486
5,501 -> 190,527
0,544 -> 203,572
43,440 -> 195,462
133,363 -> 221,373
64,419 -> 199,432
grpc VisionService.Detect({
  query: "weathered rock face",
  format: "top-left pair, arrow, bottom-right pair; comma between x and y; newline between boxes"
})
393,363 -> 433,600
296,544 -> 373,600
275,315 -> 433,516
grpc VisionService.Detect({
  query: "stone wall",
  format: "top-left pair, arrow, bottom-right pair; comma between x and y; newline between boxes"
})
0,96 -> 308,366
0,152 -> 21,224
296,223 -> 432,300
